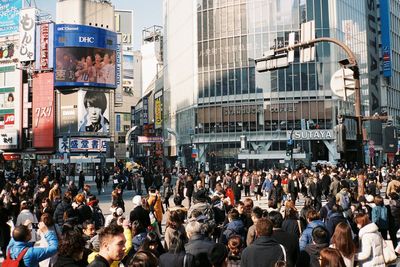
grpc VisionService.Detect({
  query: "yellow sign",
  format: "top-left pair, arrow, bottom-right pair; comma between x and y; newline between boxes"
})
155,98 -> 162,128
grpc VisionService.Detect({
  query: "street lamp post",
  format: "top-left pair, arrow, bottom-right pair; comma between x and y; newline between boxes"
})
125,126 -> 138,160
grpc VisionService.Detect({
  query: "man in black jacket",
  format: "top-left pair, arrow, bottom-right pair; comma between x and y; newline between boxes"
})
297,226 -> 329,267
241,217 -> 285,267
185,221 -> 214,267
269,211 -> 299,267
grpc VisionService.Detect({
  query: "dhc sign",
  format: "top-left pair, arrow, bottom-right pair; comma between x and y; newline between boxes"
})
79,36 -> 95,43
289,130 -> 334,140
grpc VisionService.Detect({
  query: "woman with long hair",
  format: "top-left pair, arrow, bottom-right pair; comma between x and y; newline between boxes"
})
282,200 -> 301,238
330,222 -> 356,267
159,230 -> 192,267
371,195 -> 388,239
320,248 -> 346,267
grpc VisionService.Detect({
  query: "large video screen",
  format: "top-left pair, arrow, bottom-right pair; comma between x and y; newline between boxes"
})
54,24 -> 117,88
55,47 -> 116,86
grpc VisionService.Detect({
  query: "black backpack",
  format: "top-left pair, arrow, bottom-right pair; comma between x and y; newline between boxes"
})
92,206 -> 105,229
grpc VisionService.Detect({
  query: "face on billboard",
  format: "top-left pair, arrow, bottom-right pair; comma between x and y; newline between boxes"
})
78,90 -> 110,134
55,47 -> 116,87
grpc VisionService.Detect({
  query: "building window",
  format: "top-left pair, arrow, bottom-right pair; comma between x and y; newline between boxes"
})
116,114 -> 121,132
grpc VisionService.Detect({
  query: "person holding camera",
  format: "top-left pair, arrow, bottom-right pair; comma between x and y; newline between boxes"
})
5,222 -> 58,267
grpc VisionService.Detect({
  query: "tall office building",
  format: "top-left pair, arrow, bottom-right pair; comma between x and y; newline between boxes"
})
164,0 -> 398,169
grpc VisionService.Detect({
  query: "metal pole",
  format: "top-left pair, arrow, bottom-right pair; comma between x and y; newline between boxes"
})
273,37 -> 363,165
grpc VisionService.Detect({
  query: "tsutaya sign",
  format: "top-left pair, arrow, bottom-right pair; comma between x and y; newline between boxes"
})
288,130 -> 334,140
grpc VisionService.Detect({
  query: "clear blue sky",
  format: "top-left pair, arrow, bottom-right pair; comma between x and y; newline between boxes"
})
34,0 -> 163,49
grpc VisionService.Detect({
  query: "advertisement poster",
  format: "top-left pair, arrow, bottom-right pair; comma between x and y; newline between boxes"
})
54,24 -> 117,88
77,90 -> 110,134
32,73 -> 54,148
58,137 -> 110,153
0,0 -> 22,37
35,22 -> 54,70
59,91 -> 78,133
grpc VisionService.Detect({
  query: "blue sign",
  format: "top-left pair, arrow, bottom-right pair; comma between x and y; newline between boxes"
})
0,0 -> 22,37
54,24 -> 118,88
380,0 -> 392,77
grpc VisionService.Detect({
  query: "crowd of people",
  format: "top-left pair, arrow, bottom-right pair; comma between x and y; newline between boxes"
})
0,163 -> 399,267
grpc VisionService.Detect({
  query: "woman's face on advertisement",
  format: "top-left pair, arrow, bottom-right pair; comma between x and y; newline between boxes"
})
87,103 -> 102,124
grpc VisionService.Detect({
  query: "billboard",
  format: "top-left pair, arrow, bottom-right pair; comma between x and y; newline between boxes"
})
58,89 -> 110,135
0,0 -> 22,37
380,0 -> 391,77
19,8 -> 37,62
0,129 -> 17,149
154,92 -> 162,129
0,42 -> 17,65
32,73 -> 54,149
54,24 -> 117,88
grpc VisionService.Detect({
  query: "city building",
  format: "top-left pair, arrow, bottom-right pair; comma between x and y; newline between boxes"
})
163,0 -> 399,169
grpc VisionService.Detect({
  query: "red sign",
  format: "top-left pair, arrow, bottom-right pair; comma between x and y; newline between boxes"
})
40,23 -> 49,69
4,114 -> 15,125
32,73 -> 54,148
3,153 -> 21,161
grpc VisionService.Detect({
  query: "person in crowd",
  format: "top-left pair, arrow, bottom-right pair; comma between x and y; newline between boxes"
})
282,201 -> 301,238
319,248 -> 346,267
246,206 -> 263,246
299,210 -> 325,251
288,173 -> 300,203
78,171 -> 85,192
297,226 -> 330,267
87,223 -> 126,267
270,179 -> 284,209
140,231 -> 165,258
330,222 -> 355,267
74,193 -> 93,224
185,220 -> 214,267
40,197 -> 54,218
6,223 -> 58,267
16,201 -> 39,242
325,204 -> 348,237
125,250 -> 158,267
371,195 -> 388,239
241,217 -> 286,266
147,186 -> 163,233
82,220 -> 96,247
226,235 -> 243,267
242,171 -> 251,197
130,195 -> 151,230
95,169 -> 103,195
0,200 -> 11,258
320,171 -> 331,199
159,230 -> 193,267
299,197 -> 314,230
232,176 -> 243,205
49,181 -> 62,203
388,192 -> 400,247
309,176 -> 322,211
54,229 -> 86,267
354,213 -> 385,267
208,243 -> 228,267
220,208 -> 245,245
164,209 -> 186,251
162,175 -> 173,209
269,210 -> 300,267
186,175 -> 195,207
111,186 -> 125,212
386,173 -> 400,196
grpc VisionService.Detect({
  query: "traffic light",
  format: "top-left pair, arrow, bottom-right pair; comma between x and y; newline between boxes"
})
286,139 -> 293,157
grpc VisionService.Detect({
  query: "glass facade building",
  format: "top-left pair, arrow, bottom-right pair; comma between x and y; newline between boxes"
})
164,0 -> 391,169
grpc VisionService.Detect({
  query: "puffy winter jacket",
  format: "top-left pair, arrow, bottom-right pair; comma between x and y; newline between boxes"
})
355,223 -> 385,267
7,230 -> 58,267
220,219 -> 245,244
53,200 -> 71,226
299,220 -> 325,251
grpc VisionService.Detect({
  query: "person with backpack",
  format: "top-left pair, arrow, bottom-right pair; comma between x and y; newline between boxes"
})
5,223 -> 58,267
325,204 -> 348,237
88,196 -> 105,229
336,181 -> 351,215
371,195 -> 389,239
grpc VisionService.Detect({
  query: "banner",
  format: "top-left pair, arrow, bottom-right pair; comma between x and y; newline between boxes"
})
54,24 -> 117,88
380,0 -> 392,77
35,22 -> 54,70
137,136 -> 163,144
77,90 -> 110,134
0,0 -> 22,37
32,73 -> 54,149
19,8 -> 36,62
154,97 -> 162,129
